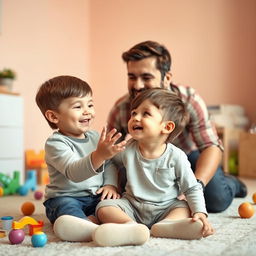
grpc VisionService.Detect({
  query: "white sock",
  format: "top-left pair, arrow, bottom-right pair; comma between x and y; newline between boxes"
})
53,215 -> 98,242
151,218 -> 203,240
92,222 -> 150,247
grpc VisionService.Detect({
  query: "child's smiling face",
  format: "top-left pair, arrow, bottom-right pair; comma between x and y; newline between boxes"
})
53,94 -> 95,138
128,99 -> 166,142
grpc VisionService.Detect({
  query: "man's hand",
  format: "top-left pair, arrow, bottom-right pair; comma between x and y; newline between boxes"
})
96,185 -> 120,200
192,212 -> 215,237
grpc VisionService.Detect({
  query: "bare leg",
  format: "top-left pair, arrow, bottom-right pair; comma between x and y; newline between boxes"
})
93,206 -> 150,247
151,207 -> 203,240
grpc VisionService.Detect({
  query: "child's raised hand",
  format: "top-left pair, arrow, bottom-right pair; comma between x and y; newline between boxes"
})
192,212 -> 215,237
96,185 -> 121,200
97,125 -> 126,158
91,125 -> 127,169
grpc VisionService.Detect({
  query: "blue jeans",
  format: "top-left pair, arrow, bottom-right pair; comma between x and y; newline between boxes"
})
43,195 -> 101,224
188,150 -> 237,213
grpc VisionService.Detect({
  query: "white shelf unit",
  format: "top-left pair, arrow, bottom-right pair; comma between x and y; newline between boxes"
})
0,93 -> 24,184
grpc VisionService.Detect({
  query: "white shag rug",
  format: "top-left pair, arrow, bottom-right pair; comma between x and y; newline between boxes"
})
0,178 -> 255,256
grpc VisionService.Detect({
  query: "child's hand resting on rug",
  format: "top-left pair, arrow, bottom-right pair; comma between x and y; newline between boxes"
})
192,212 -> 215,237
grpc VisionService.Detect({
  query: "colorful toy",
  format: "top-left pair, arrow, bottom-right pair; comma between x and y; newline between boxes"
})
26,150 -> 49,185
0,171 -> 20,196
26,150 -> 45,169
0,230 -> 6,238
1,216 -> 14,230
31,231 -> 47,247
21,201 -> 35,216
253,192 -> 256,204
238,202 -> 255,218
18,170 -> 37,196
8,229 -> 25,244
12,216 -> 44,236
34,190 -> 43,200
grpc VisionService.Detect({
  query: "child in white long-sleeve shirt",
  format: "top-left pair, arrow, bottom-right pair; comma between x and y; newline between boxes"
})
93,88 -> 214,247
36,75 -> 126,242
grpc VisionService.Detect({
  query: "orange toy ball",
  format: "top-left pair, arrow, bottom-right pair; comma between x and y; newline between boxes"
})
238,202 -> 255,218
21,201 -> 35,216
252,193 -> 256,204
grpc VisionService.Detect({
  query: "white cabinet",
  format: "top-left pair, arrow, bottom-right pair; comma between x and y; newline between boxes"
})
0,93 -> 24,183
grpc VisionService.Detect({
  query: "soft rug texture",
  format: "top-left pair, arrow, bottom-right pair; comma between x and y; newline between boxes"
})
0,178 -> 255,256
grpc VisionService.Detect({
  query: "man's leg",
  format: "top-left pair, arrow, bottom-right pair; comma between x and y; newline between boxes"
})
188,150 -> 247,213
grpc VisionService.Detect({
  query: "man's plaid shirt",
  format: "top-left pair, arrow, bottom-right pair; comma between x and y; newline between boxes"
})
107,84 -> 223,154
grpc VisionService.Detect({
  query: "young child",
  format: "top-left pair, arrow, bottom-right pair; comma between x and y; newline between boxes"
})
35,75 -> 126,242
92,88 -> 214,247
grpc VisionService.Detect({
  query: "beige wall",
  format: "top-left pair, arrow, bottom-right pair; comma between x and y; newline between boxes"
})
1,0 -> 91,150
1,0 -> 255,151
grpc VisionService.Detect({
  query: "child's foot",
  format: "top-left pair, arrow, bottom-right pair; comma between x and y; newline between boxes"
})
92,222 -> 150,247
151,218 -> 203,240
53,215 -> 98,242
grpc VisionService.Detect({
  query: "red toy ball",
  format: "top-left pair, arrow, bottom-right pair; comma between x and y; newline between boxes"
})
34,190 -> 43,200
21,201 -> 35,216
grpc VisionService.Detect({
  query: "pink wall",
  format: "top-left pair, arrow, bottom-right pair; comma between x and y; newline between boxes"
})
0,0 -> 91,150
90,0 -> 256,133
1,0 -> 255,151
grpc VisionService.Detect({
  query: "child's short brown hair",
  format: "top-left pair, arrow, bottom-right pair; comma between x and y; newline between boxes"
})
36,75 -> 92,129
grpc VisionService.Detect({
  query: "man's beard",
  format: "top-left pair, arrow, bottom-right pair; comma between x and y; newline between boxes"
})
129,81 -> 165,100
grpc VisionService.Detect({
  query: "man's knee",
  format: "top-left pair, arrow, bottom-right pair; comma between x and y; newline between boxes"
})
205,192 -> 232,213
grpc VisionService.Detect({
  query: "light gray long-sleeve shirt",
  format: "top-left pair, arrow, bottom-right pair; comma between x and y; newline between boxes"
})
112,139 -> 207,215
44,130 -> 118,200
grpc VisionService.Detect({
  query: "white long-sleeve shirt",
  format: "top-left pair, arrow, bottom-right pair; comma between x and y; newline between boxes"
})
44,130 -> 118,200
111,139 -> 207,215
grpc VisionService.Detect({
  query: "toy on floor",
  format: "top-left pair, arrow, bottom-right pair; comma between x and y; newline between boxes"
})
25,150 -> 49,185
238,202 -> 255,218
0,171 -> 20,196
34,190 -> 43,200
18,170 -> 37,196
9,216 -> 45,246
8,229 -> 25,244
12,216 -> 44,236
1,216 -> 14,230
253,192 -> 256,204
21,201 -> 35,216
31,231 -> 48,247
0,230 -> 6,238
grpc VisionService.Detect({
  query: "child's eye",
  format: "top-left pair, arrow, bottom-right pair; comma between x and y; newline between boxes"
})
131,110 -> 137,116
73,105 -> 81,109
143,111 -> 150,116
88,104 -> 94,108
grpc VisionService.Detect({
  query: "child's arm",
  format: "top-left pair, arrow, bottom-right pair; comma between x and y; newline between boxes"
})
91,125 -> 127,170
192,212 -> 214,237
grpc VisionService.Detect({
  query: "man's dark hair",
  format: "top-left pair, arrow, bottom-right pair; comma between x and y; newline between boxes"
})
122,40 -> 171,80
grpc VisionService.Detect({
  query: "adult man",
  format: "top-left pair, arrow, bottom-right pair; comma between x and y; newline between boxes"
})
107,40 -> 247,213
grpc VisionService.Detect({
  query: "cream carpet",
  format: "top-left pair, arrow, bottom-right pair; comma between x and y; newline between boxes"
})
0,178 -> 255,256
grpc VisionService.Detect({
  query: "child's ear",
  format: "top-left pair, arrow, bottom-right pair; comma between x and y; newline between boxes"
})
45,110 -> 59,124
162,121 -> 175,134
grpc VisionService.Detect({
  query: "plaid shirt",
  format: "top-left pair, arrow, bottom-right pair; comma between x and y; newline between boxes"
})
107,84 -> 223,154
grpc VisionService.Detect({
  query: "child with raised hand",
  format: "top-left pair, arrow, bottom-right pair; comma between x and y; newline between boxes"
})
35,75 -> 126,242
93,88 -> 214,247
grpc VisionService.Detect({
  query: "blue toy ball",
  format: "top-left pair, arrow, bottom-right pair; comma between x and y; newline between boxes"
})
31,231 -> 47,247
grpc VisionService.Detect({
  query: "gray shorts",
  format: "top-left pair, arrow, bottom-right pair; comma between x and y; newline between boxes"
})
96,194 -> 188,228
